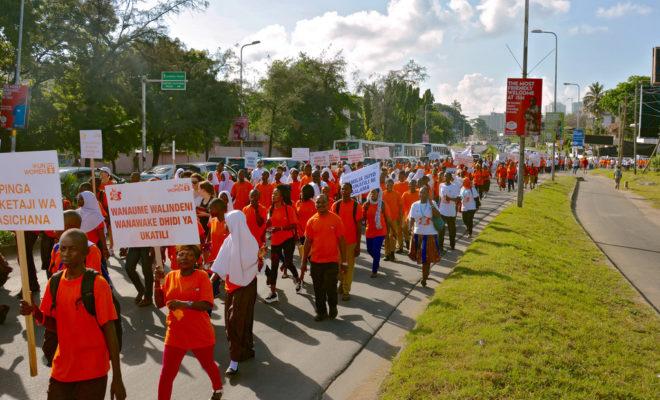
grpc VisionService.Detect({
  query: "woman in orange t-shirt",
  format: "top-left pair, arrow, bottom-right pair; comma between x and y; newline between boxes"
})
296,184 -> 317,257
265,185 -> 300,303
155,245 -> 223,400
363,188 -> 389,278
230,170 -> 253,211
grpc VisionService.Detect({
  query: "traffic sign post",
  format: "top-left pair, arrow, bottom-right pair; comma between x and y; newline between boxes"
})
161,71 -> 187,90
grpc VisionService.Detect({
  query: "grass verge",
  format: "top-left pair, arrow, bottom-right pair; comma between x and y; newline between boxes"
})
590,168 -> 660,208
380,176 -> 659,400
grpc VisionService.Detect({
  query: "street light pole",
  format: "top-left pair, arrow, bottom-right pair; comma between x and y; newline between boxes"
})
238,40 -> 261,157
10,0 -> 25,153
564,82 -> 581,157
516,0 -> 530,208
532,29 -> 558,181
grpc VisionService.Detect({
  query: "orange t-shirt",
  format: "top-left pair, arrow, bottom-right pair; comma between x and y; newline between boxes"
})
474,170 -> 485,186
382,190 -> 402,221
363,202 -> 387,238
299,174 -> 312,187
290,181 -> 302,203
49,241 -> 102,275
231,181 -> 253,211
296,200 -> 317,238
255,182 -> 274,209
323,180 -> 338,200
496,167 -> 506,178
332,199 -> 363,245
242,204 -> 267,246
402,191 -> 420,218
40,274 -> 117,382
162,269 -> 215,350
507,166 -> 517,179
207,217 -> 229,261
269,204 -> 298,246
305,212 -> 345,264
393,181 -> 408,197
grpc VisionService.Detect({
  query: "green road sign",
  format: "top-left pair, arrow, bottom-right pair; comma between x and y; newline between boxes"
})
161,71 -> 186,90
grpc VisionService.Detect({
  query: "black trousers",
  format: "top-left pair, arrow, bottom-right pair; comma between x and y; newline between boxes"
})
507,179 -> 515,191
268,237 -> 298,285
125,247 -> 154,299
462,210 -> 476,236
40,233 -> 56,272
310,262 -> 338,316
440,215 -> 457,250
48,375 -> 107,400
19,231 -> 40,292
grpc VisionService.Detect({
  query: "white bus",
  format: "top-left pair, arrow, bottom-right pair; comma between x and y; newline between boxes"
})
416,143 -> 451,157
333,139 -> 395,158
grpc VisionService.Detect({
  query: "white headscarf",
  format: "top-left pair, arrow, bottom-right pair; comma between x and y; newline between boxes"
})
413,169 -> 425,182
343,164 -> 352,174
77,191 -> 105,234
369,188 -> 384,230
218,190 -> 234,211
211,211 -> 259,287
407,172 -> 415,182
321,167 -> 335,182
218,171 -> 234,193
174,168 -> 184,180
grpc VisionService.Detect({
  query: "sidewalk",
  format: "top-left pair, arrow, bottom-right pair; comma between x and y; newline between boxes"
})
574,174 -> 660,312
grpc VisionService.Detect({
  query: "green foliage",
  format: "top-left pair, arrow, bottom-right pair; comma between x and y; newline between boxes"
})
382,177 -> 660,399
583,82 -> 606,134
0,230 -> 14,247
600,75 -> 650,116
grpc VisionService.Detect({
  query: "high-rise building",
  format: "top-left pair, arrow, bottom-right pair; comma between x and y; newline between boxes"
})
571,101 -> 583,115
477,112 -> 505,134
544,102 -> 566,114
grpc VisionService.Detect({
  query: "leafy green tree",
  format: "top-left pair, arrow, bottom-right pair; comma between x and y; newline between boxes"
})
601,76 -> 650,117
583,82 -> 605,134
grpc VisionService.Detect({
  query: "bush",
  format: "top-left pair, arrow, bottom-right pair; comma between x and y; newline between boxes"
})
0,231 -> 15,247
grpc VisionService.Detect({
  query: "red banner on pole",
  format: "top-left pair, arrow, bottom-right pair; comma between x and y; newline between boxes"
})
505,78 -> 542,136
230,116 -> 249,141
1,84 -> 30,129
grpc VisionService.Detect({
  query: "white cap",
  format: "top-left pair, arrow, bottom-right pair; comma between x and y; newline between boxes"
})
99,167 -> 112,175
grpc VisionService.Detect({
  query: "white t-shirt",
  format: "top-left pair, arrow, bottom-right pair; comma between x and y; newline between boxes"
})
460,187 -> 479,211
251,167 -> 264,184
439,183 -> 459,217
409,200 -> 439,235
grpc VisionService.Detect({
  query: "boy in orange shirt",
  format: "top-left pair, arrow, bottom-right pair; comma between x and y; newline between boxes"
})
230,169 -> 253,210
49,210 -> 103,277
383,178 -> 403,260
392,170 -> 408,197
401,180 -> 419,250
255,171 -> 274,209
20,229 -> 125,400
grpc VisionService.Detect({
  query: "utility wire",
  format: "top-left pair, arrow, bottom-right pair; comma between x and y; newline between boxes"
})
528,49 -> 555,75
506,44 -> 523,73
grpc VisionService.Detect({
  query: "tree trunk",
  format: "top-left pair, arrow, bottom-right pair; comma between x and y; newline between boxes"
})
152,138 -> 162,167
111,159 -> 117,173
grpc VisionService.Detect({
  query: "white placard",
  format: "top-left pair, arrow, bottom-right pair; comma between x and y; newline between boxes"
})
451,148 -> 473,166
373,146 -> 390,160
106,179 -> 200,249
347,149 -> 365,164
339,162 -> 381,196
80,130 -> 103,159
244,152 -> 259,169
310,151 -> 330,167
428,152 -> 442,161
292,148 -> 310,162
0,151 -> 64,230
327,149 -> 341,164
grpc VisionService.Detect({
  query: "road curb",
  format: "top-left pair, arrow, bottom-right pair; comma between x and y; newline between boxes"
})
570,177 -> 659,314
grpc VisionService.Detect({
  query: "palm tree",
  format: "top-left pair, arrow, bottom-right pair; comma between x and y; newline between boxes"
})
583,82 -> 605,134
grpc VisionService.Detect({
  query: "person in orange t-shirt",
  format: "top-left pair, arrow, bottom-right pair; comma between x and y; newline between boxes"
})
301,195 -> 346,321
296,184 -> 317,255
230,169 -> 253,211
243,189 -> 267,247
155,245 -> 223,400
383,178 -> 403,260
289,168 -> 302,203
299,163 -> 313,187
255,170 -> 274,209
265,186 -> 300,303
506,162 -> 517,192
363,189 -> 389,277
401,180 -> 419,250
48,210 -> 102,277
496,164 -> 507,190
20,229 -> 125,400
331,182 -> 363,300
207,199 -> 229,263
393,170 -> 408,197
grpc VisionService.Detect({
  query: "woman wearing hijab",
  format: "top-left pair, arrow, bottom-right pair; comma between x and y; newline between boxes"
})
363,188 -> 389,278
173,168 -> 184,180
460,177 -> 479,237
408,186 -> 442,287
217,171 -> 234,195
77,191 -> 111,284
218,191 -> 235,212
211,211 -> 260,376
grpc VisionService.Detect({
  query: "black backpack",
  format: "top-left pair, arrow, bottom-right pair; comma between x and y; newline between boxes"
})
44,269 -> 122,365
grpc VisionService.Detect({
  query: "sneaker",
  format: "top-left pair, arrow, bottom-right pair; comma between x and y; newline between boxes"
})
264,292 -> 279,304
210,390 -> 223,400
225,365 -> 239,376
295,280 -> 302,294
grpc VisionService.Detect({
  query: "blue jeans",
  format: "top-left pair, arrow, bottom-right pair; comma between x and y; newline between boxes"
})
366,236 -> 385,273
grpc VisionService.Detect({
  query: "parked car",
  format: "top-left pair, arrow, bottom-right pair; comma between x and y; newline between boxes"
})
140,163 -> 201,180
207,156 -> 246,171
192,162 -> 238,180
260,157 -> 300,171
59,167 -> 126,185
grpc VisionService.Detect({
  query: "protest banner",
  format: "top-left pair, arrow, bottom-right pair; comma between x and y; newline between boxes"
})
505,78 -> 543,136
347,149 -> 364,164
310,151 -> 330,167
428,152 -> 442,161
339,162 -> 380,196
327,149 -> 341,164
0,150 -> 65,377
80,130 -> 103,193
373,146 -> 391,160
451,148 -> 473,166
244,152 -> 259,169
106,179 -> 200,249
292,148 -> 310,162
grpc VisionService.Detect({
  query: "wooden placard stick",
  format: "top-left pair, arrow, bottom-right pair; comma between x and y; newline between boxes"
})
16,230 -> 38,377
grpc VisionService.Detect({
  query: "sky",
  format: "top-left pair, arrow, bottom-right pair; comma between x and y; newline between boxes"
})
160,0 -> 658,117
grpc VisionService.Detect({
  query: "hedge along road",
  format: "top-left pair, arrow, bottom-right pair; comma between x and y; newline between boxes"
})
381,176 -> 659,400
2,172 -> 546,400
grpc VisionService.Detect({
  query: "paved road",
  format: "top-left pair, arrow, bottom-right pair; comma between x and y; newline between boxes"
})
1,177 -> 537,400
575,174 -> 660,311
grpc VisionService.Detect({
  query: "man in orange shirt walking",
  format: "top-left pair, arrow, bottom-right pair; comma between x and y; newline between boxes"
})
230,169 -> 253,210
401,180 -> 419,251
301,195 -> 347,321
332,182 -> 363,301
383,178 -> 403,260
20,229 -> 126,400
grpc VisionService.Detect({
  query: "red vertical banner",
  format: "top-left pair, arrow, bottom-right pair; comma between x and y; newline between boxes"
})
230,116 -> 249,141
505,78 -> 542,136
1,84 -> 30,129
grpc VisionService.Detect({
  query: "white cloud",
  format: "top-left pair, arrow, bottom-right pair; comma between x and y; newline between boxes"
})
436,73 -> 507,117
449,0 -> 475,21
596,2 -> 652,18
477,0 -> 570,33
568,24 -> 609,35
